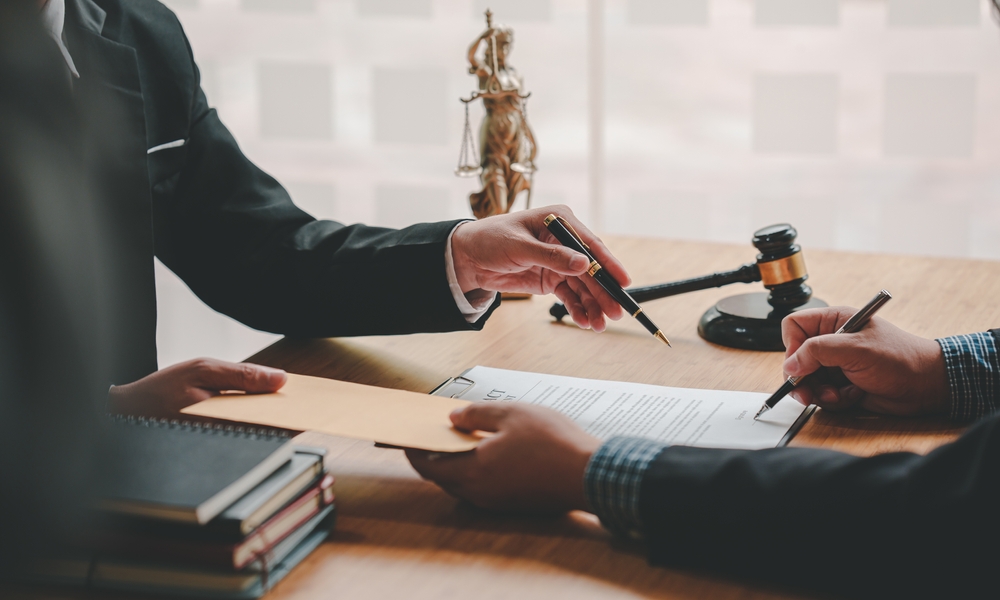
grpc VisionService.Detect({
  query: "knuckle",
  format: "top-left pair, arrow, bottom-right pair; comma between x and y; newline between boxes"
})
190,358 -> 211,370
190,358 -> 214,375
239,363 -> 258,383
460,405 -> 487,425
780,317 -> 796,334
478,404 -> 503,420
547,246 -> 563,264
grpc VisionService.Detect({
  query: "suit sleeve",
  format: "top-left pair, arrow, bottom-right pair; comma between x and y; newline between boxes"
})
637,414 -> 1000,597
152,51 -> 498,337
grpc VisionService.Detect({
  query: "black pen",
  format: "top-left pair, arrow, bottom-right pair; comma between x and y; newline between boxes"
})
754,289 -> 893,421
543,214 -> 671,347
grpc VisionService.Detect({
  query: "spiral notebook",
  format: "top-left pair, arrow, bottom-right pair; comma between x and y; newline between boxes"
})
98,418 -> 295,525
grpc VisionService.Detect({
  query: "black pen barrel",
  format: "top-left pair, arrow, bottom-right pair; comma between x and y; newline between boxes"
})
593,269 -> 639,312
545,218 -> 593,259
765,380 -> 797,409
634,310 -> 660,337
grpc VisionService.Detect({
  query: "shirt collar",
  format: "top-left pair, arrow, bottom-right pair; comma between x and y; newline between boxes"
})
40,0 -> 79,79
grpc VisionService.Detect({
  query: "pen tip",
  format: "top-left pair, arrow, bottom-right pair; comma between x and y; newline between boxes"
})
753,406 -> 769,421
655,331 -> 672,347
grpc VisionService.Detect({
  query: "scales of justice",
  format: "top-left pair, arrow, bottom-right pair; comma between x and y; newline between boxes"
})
455,9 -> 538,219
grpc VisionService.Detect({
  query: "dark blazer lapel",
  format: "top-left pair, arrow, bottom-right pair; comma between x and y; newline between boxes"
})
64,0 -> 160,383
63,0 -> 153,249
64,0 -> 148,159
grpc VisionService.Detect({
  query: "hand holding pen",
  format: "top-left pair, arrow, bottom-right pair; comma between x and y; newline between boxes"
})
450,206 -> 633,332
544,214 -> 671,347
766,299 -> 952,417
754,290 -> 892,419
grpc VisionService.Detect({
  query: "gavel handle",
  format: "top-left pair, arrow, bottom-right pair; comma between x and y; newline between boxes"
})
628,263 -> 762,302
549,263 -> 761,321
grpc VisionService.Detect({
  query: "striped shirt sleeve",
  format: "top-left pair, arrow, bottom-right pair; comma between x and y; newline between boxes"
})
583,436 -> 666,537
937,332 -> 1000,421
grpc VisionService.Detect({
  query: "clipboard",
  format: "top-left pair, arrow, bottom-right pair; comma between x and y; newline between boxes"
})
777,404 -> 816,447
429,367 -> 816,449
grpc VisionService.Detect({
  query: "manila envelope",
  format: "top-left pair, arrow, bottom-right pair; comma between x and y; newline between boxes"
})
181,373 -> 482,452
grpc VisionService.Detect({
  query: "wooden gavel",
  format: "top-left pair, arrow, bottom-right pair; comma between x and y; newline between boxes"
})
549,224 -> 824,351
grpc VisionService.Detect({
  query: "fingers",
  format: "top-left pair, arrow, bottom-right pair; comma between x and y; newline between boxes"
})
790,384 -> 865,411
406,405 -> 503,499
553,282 -> 590,329
187,358 -> 287,393
554,276 -> 623,332
450,403 -> 513,433
534,207 -> 625,322
567,277 -> 607,332
575,273 -> 626,322
522,239 -> 591,276
406,448 -> 477,489
551,208 -> 632,287
107,359 -> 287,419
782,334 -> 861,379
781,307 -> 860,357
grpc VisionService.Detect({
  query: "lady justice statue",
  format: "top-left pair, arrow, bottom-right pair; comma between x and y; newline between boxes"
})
455,9 -> 538,219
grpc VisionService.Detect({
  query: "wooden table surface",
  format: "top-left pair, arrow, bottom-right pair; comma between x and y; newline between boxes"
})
9,237 -> 1000,600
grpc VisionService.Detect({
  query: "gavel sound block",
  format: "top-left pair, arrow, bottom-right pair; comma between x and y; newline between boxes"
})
549,224 -> 827,351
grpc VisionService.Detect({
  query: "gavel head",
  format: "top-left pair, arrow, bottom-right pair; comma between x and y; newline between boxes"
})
752,224 -> 813,310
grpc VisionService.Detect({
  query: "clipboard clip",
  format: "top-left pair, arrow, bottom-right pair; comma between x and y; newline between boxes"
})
430,376 -> 476,399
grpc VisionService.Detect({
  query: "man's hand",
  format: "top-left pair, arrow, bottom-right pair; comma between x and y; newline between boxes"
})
107,358 -> 287,418
782,308 -> 949,415
450,205 -> 630,332
406,403 -> 600,514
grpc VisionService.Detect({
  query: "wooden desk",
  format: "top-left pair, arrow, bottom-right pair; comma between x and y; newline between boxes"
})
251,238 -> 997,600
9,238 -> 1000,600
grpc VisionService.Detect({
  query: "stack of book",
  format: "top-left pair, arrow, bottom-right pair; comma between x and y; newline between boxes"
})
29,418 -> 335,599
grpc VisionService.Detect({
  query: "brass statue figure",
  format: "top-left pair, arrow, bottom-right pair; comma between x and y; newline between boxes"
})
456,9 -> 537,219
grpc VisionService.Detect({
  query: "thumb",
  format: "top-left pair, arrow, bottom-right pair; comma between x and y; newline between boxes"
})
195,360 -> 287,393
522,240 -> 590,275
450,403 -> 512,433
783,335 -> 857,378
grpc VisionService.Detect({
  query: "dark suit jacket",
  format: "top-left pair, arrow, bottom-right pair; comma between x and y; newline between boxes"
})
1,1 -> 110,559
640,404 -> 1000,597
64,0 -> 498,386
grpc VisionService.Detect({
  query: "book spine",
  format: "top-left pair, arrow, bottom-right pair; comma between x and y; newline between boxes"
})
234,475 -> 335,571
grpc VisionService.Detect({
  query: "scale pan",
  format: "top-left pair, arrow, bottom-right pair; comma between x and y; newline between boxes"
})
510,162 -> 536,174
455,166 -> 483,178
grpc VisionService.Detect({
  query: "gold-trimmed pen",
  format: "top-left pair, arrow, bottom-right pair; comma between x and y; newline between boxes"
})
544,214 -> 671,348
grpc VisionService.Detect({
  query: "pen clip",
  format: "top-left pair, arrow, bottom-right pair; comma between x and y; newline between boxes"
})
555,215 -> 591,251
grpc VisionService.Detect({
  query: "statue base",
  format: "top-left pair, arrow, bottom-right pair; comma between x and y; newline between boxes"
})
698,292 -> 827,352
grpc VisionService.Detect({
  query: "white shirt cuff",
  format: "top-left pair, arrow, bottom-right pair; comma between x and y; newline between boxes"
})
445,222 -> 498,324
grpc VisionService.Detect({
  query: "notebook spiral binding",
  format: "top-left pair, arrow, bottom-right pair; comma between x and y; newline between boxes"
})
109,413 -> 293,440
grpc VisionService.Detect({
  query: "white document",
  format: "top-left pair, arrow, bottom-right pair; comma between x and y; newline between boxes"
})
439,366 -> 812,450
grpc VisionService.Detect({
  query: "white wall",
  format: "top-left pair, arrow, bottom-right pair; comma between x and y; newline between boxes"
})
155,0 -> 1000,366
